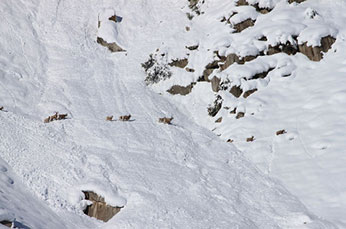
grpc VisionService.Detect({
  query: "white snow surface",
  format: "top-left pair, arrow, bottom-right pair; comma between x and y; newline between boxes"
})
0,0 -> 343,228
149,0 -> 346,228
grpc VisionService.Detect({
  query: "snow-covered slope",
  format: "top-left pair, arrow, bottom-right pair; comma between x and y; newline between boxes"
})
144,0 -> 346,227
0,0 -> 343,228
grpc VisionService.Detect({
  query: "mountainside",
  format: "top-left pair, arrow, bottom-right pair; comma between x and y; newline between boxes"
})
0,0 -> 345,228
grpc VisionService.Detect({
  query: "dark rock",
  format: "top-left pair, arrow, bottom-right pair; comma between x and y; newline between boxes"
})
211,76 -> 221,92
246,136 -> 255,142
168,58 -> 189,68
167,83 -> 195,95
215,117 -> 223,123
202,60 -> 221,81
227,139 -> 234,143
185,67 -> 195,72
276,129 -> 287,135
97,37 -> 125,52
298,36 -> 336,61
258,36 -> 267,41
233,18 -> 256,33
236,112 -> 245,119
229,85 -> 243,98
267,42 -> 298,56
230,107 -> 237,114
248,68 -> 274,80
220,54 -> 256,71
208,95 -> 223,117
186,45 -> 199,50
0,220 -> 12,227
243,88 -> 258,98
83,191 -> 122,222
236,0 -> 248,6
288,0 -> 306,3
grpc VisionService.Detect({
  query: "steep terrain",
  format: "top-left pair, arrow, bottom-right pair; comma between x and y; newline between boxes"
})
0,0 -> 344,228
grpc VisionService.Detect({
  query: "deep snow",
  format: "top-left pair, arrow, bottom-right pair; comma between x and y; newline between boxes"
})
0,0 -> 344,228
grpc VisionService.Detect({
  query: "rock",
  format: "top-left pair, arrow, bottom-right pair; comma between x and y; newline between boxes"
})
248,68 -> 274,80
202,60 -> 221,81
185,26 -> 190,31
298,36 -> 336,61
233,18 -> 256,33
211,76 -> 221,92
0,220 -> 12,227
267,42 -> 298,56
215,117 -> 223,123
230,107 -> 237,114
167,83 -> 195,95
186,45 -> 199,50
208,95 -> 223,117
236,112 -> 245,119
243,88 -> 258,98
168,58 -> 188,68
227,139 -> 234,143
258,36 -> 267,41
83,191 -> 122,222
246,136 -> 255,142
288,0 -> 306,3
236,0 -> 248,6
219,53 -> 256,71
276,129 -> 287,135
97,37 -> 124,52
185,67 -> 195,72
230,85 -> 243,98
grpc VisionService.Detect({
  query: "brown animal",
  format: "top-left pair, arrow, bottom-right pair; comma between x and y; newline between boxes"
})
158,117 -> 173,124
246,136 -> 255,142
106,116 -> 113,121
276,129 -> 287,135
0,106 -> 3,111
227,139 -> 234,143
50,112 -> 58,121
119,114 -> 131,121
44,117 -> 51,123
58,114 -> 68,120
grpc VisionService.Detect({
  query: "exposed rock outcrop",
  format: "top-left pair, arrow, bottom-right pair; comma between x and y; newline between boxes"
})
248,68 -> 274,80
168,58 -> 189,68
243,88 -> 258,98
267,41 -> 298,56
211,76 -> 221,92
208,95 -> 223,117
288,0 -> 306,3
233,18 -> 255,33
97,37 -> 124,52
167,83 -> 195,95
230,85 -> 243,98
83,191 -> 122,222
298,36 -> 336,61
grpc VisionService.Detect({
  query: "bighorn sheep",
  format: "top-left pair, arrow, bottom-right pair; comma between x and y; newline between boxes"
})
158,117 -> 173,125
106,116 -> 113,121
119,114 -> 131,121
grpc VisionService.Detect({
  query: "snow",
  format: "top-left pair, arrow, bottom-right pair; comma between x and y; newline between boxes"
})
0,0 -> 344,228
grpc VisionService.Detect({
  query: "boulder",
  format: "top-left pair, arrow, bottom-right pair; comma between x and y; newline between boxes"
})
167,83 -> 195,95
168,58 -> 188,68
298,36 -> 336,61
233,18 -> 255,33
211,76 -> 221,92
230,85 -> 243,98
83,191 -> 122,222
243,88 -> 258,98
97,37 -> 124,52
236,112 -> 245,119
